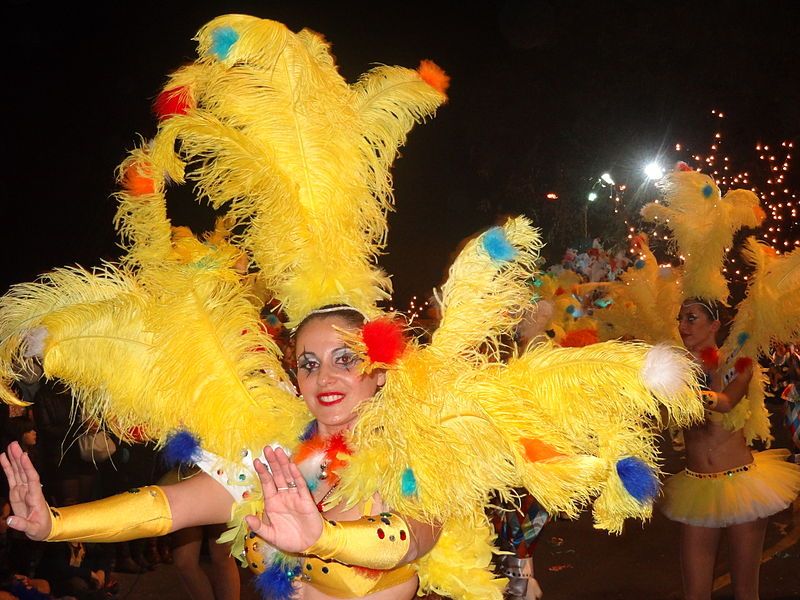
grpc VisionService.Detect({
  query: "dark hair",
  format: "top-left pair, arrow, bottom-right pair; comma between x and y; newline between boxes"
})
681,298 -> 721,322
294,305 -> 366,338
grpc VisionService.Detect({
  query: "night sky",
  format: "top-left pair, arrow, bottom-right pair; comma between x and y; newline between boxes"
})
4,1 -> 799,309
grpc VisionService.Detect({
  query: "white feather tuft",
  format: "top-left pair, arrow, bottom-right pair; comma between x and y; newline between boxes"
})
296,449 -> 326,488
642,344 -> 692,396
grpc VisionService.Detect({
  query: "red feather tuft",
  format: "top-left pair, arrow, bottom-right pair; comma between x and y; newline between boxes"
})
734,356 -> 753,373
699,346 -> 720,371
560,328 -> 599,348
127,426 -> 148,443
326,432 -> 352,476
676,161 -> 692,172
418,60 -> 450,96
362,318 -> 407,365
154,86 -> 192,120
122,163 -> 155,196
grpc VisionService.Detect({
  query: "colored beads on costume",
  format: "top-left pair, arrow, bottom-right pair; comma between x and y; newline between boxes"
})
685,463 -> 753,479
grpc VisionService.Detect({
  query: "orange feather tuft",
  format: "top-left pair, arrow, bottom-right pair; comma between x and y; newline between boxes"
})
418,60 -> 450,96
122,163 -> 155,196
520,438 -> 561,462
560,328 -> 599,348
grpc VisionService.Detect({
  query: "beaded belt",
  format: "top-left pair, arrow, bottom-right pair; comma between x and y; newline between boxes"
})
685,462 -> 754,479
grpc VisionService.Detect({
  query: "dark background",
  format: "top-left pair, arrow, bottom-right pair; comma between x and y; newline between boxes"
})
4,0 -> 799,310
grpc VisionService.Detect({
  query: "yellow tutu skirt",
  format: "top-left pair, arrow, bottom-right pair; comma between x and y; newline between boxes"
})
660,449 -> 800,527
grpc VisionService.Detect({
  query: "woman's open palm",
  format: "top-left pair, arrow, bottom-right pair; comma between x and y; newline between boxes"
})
0,441 -> 52,540
244,446 -> 323,553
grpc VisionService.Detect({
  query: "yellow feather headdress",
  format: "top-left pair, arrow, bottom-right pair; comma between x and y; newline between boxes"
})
640,168 -> 765,304
146,15 -> 448,326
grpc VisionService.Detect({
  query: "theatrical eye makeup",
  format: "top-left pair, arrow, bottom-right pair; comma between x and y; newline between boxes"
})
296,347 -> 361,374
676,312 -> 699,323
296,352 -> 319,374
332,347 -> 361,370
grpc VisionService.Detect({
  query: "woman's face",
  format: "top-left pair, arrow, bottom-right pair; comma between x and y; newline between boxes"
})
294,315 -> 385,434
677,302 -> 720,353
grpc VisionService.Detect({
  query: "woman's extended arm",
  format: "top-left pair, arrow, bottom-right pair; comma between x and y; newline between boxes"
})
704,362 -> 754,413
1,441 -> 233,541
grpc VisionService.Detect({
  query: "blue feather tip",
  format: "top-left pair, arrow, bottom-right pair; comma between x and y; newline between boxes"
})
482,227 -> 517,262
616,457 -> 659,503
401,467 -> 417,496
163,430 -> 202,467
210,26 -> 240,60
253,559 -> 299,600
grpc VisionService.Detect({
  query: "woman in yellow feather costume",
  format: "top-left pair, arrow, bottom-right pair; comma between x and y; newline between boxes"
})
1,14 -> 705,600
625,164 -> 800,600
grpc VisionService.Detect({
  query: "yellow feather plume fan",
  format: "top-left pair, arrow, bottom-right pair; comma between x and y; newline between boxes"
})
721,237 -> 800,362
641,169 -> 764,303
334,217 -> 703,535
594,235 -> 682,345
145,15 -> 448,326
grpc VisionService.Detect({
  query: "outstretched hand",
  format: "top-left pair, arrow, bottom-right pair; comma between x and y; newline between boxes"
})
244,446 -> 323,553
0,441 -> 52,541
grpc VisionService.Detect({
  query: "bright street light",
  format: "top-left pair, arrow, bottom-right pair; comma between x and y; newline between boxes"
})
644,162 -> 663,180
600,173 -> 615,185
587,192 -> 598,202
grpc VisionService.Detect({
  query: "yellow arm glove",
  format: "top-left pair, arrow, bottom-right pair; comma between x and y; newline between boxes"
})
46,486 -> 172,542
303,512 -> 411,569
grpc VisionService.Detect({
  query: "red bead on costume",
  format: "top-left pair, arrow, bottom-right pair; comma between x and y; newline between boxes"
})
376,528 -> 385,539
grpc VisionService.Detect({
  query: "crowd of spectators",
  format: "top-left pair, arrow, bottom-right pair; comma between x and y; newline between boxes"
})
0,367 -> 172,600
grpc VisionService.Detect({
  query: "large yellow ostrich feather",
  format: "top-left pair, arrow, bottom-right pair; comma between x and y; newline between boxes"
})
145,15 -> 448,325
721,237 -> 800,361
594,235 -> 682,344
640,170 -> 764,303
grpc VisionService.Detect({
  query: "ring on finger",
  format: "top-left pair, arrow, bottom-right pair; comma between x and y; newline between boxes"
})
287,481 -> 298,489
276,486 -> 290,492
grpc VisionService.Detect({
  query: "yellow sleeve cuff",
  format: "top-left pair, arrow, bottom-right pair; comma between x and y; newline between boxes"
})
304,512 -> 411,569
46,485 -> 173,543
